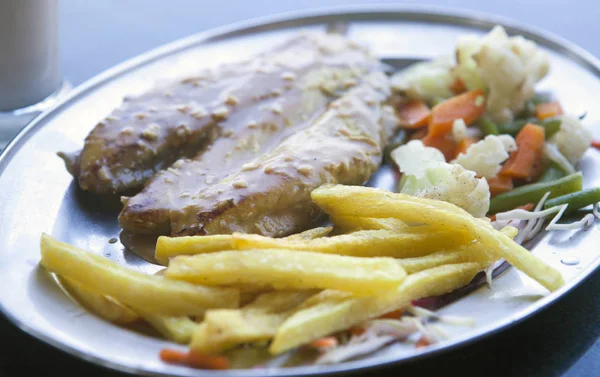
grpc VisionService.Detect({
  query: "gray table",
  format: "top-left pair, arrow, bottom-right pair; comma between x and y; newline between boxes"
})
2,1 -> 599,376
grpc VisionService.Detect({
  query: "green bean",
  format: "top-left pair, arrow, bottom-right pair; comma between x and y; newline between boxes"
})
489,172 -> 583,213
531,92 -> 553,105
384,129 -> 407,165
544,187 -> 600,214
476,116 -> 499,136
541,118 -> 561,139
520,100 -> 536,118
537,162 -> 566,183
497,119 -> 529,136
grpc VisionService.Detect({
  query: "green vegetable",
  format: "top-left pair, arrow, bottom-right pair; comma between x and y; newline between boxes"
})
541,118 -> 561,139
476,117 -> 499,136
531,92 -> 552,105
384,129 -> 407,165
428,96 -> 445,108
497,118 -> 535,136
538,162 -> 566,183
489,172 -> 583,213
521,100 -> 536,118
544,187 -> 600,214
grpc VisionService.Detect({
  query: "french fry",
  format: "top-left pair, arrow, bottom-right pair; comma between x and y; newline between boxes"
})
191,291 -> 315,354
165,249 -> 406,295
311,185 -> 564,292
330,216 -> 406,232
155,227 -> 333,265
58,276 -> 139,325
269,262 -> 481,354
398,227 -> 517,273
40,234 -> 239,316
232,229 -> 468,258
138,312 -> 197,344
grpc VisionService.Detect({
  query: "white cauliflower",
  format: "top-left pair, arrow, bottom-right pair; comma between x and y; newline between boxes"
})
452,118 -> 468,142
452,134 -> 517,179
390,56 -> 455,101
548,114 -> 592,165
391,140 -> 490,217
455,26 -> 550,123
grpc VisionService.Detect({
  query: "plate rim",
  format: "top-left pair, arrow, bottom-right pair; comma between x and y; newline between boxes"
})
1,4 -> 600,377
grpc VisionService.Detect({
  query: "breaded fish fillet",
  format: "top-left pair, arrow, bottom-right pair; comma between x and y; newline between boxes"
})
122,72 -> 392,237
60,33 -> 377,194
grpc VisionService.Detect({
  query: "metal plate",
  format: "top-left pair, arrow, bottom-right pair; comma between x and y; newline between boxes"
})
1,5 -> 599,377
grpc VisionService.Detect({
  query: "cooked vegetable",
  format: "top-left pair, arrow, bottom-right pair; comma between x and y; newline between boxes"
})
450,77 -> 467,94
487,175 -> 513,197
311,185 -> 564,291
543,143 -> 576,175
139,312 -> 197,344
454,26 -> 549,123
330,216 -> 406,232
390,57 -> 455,100
591,140 -> 600,150
544,188 -> 600,214
397,100 -> 431,129
451,118 -> 468,142
166,249 -> 407,296
497,119 -> 529,136
538,162 -> 566,183
476,116 -> 499,136
422,134 -> 457,161
392,140 -> 490,217
452,134 -> 517,179
40,234 -> 240,316
454,137 -> 477,159
58,276 -> 139,325
489,172 -> 583,213
427,89 -> 486,137
548,114 -> 593,164
159,349 -> 229,370
269,263 -> 481,354
535,101 -> 563,120
541,118 -> 562,139
500,123 -> 545,180
232,229 -> 469,258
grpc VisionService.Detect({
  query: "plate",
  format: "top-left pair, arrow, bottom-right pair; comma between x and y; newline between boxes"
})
1,5 -> 599,377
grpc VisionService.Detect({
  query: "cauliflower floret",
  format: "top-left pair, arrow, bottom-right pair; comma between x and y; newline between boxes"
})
455,26 -> 550,123
452,134 -> 517,179
452,118 -> 468,142
390,56 -> 455,101
391,140 -> 490,217
548,114 -> 592,164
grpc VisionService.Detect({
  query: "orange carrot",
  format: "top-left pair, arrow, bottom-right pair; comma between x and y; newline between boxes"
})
397,100 -> 431,129
487,175 -> 514,197
350,327 -> 366,336
500,123 -> 545,181
535,101 -> 563,120
159,349 -> 229,370
450,77 -> 466,94
592,140 -> 600,150
309,336 -> 338,349
378,309 -> 404,319
415,336 -> 430,348
422,134 -> 457,162
454,137 -> 477,159
428,89 -> 486,138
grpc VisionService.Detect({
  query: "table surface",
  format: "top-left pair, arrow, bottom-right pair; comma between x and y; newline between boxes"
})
2,1 -> 600,376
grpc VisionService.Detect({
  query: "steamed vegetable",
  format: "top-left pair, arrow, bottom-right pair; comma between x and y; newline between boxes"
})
390,57 -> 455,101
427,89 -> 486,137
500,123 -> 545,180
547,114 -> 593,164
452,134 -> 516,179
544,188 -> 600,214
392,140 -> 490,217
535,101 -> 563,120
396,100 -> 431,129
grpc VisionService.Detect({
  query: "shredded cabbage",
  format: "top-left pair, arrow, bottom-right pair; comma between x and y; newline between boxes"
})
452,134 -> 517,179
392,140 -> 490,217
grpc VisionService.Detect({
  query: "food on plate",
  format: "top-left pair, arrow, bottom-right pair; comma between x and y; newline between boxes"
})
121,71 -> 391,236
60,33 -> 380,195
41,25 -> 600,370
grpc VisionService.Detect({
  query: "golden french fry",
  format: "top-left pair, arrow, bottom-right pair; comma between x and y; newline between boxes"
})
166,249 -> 406,295
398,227 -> 517,274
226,347 -> 273,369
155,227 -> 333,266
285,226 -> 333,240
232,229 -> 468,258
40,234 -> 239,316
58,276 -> 139,325
269,262 -> 481,354
191,291 -> 315,354
330,216 -> 406,232
138,312 -> 197,344
311,185 -> 564,292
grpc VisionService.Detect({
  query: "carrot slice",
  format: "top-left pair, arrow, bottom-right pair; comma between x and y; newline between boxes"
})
500,123 -> 545,181
422,134 -> 457,162
160,349 -> 189,365
428,89 -> 486,138
592,140 -> 600,150
535,101 -> 563,120
454,137 -> 477,159
159,349 -> 229,370
378,309 -> 404,319
309,336 -> 338,349
415,336 -> 430,348
397,100 -> 431,129
350,327 -> 366,336
487,175 -> 514,197
450,77 -> 466,94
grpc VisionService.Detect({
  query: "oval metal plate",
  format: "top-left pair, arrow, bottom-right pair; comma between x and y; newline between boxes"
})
1,5 -> 599,377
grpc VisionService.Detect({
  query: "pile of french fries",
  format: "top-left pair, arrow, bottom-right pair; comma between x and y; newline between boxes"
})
39,184 -> 564,368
